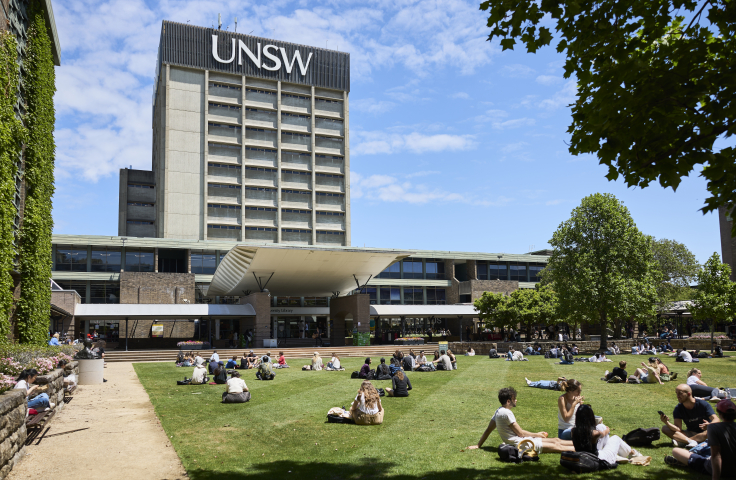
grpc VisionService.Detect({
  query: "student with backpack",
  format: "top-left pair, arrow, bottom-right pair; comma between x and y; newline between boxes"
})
570,404 -> 646,466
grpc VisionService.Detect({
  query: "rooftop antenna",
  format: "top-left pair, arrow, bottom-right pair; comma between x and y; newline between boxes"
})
235,17 -> 237,33
218,13 -> 222,30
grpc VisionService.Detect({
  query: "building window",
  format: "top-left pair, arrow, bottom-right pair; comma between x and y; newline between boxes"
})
195,283 -> 211,303
425,259 -> 445,280
304,297 -> 328,306
55,245 -> 87,272
529,263 -> 545,282
377,262 -> 400,279
380,287 -> 401,305
477,261 -> 489,280
364,287 -> 377,305
510,263 -> 527,282
426,287 -> 446,305
402,259 -> 423,279
191,250 -> 217,275
90,247 -> 121,273
276,297 -> 301,306
489,263 -> 507,280
89,281 -> 120,304
125,248 -> 154,272
55,280 -> 87,303
403,286 -> 424,305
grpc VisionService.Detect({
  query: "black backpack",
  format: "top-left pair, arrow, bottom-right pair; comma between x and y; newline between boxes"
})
498,444 -> 539,464
327,414 -> 354,424
351,371 -> 360,378
622,427 -> 660,446
560,451 -> 617,473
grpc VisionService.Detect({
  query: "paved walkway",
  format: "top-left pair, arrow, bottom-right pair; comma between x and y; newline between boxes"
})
9,363 -> 187,480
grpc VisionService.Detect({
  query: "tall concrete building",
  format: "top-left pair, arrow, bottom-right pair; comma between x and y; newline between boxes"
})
119,21 -> 351,246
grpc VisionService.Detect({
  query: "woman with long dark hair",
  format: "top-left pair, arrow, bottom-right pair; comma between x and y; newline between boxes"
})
15,369 -> 53,410
571,404 -> 644,465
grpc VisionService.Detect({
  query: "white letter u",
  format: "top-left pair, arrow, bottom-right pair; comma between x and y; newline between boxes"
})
212,35 -> 236,63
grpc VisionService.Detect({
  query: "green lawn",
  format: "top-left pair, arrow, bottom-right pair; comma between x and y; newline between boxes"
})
133,355 -> 736,479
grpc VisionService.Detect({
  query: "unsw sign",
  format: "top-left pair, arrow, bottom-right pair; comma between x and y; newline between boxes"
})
212,35 -> 313,76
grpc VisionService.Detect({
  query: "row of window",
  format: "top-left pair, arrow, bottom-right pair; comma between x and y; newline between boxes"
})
377,259 -> 446,280
210,102 -> 240,110
476,262 -> 545,282
210,163 -> 241,169
209,225 -> 241,230
127,202 -> 154,207
212,82 -> 241,91
129,184 -> 154,189
127,221 -> 153,225
365,286 -> 446,305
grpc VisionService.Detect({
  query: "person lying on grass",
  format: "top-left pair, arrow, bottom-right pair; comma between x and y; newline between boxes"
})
687,368 -> 727,402
660,384 -> 719,448
350,381 -> 383,425
467,387 -> 574,454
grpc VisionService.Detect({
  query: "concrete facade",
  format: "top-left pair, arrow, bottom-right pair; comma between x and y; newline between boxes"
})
329,294 -> 370,347
118,168 -> 157,237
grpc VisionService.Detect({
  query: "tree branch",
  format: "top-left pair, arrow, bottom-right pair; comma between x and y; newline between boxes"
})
683,0 -> 712,37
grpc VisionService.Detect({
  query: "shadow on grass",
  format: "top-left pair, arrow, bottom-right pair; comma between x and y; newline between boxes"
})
185,455 -> 702,480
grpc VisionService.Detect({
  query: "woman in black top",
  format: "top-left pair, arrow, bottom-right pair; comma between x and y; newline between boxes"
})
385,370 -> 412,397
213,362 -> 228,384
571,404 -> 641,465
376,358 -> 392,380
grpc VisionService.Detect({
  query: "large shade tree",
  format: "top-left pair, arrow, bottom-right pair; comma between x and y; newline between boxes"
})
542,193 -> 658,350
689,253 -> 736,345
480,0 -> 736,229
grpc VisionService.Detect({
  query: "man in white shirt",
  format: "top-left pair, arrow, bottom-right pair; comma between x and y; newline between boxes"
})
222,371 -> 250,403
678,349 -> 694,362
209,350 -> 220,363
467,387 -> 574,454
416,351 -> 428,365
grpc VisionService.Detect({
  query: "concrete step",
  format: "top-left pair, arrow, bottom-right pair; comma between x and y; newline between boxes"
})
105,344 -> 440,363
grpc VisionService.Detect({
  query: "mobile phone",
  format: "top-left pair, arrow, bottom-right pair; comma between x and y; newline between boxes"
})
658,410 -> 665,416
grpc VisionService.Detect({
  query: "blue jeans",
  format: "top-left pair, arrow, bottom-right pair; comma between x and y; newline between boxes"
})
507,352 -> 513,360
558,428 -> 572,440
28,393 -> 50,410
528,380 -> 558,390
560,359 -> 574,365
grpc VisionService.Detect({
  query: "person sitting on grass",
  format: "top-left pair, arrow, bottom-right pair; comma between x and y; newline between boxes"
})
632,357 -> 666,384
557,379 -> 584,440
225,355 -> 238,369
434,351 -> 453,370
712,343 -> 724,358
447,349 -> 458,369
375,358 -> 391,380
416,350 -> 428,366
275,351 -> 289,368
213,361 -> 228,384
359,358 -> 372,379
244,350 -> 259,369
221,371 -> 250,404
311,352 -> 323,371
402,351 -> 415,371
467,387 -> 574,454
15,369 -> 54,411
488,346 -> 500,358
326,353 -> 341,370
602,361 -> 629,383
661,384 -> 719,448
559,346 -> 574,365
466,347 -> 475,356
687,368 -> 727,402
665,399 -> 736,477
525,376 -> 567,391
349,381 -> 384,425
256,356 -> 275,380
506,347 -> 527,361
385,369 -> 412,397
389,357 -> 403,376
676,349 -> 696,362
572,404 -> 645,465
191,358 -> 208,385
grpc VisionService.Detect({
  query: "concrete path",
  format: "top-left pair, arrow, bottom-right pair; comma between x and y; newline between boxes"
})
8,362 -> 187,480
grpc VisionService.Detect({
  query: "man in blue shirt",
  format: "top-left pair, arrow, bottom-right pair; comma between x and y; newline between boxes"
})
48,333 -> 60,346
660,384 -> 719,448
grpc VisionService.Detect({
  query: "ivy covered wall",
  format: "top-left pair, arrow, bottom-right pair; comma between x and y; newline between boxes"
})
15,3 -> 56,345
0,32 -> 24,345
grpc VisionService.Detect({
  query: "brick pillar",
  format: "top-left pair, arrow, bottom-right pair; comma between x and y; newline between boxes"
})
329,294 -> 370,347
466,260 -> 477,280
240,292 -> 271,348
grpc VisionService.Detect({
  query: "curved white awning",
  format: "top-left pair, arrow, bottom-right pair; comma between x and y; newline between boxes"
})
369,304 -> 479,317
74,303 -> 256,319
207,245 -> 411,297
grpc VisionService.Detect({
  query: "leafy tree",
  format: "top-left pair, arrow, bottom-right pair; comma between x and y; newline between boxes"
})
474,291 -> 508,331
474,286 -> 557,340
652,238 -> 700,311
689,253 -> 736,345
480,0 -> 736,227
542,193 -> 658,350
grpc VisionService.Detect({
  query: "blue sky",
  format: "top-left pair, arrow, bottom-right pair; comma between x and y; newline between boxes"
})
51,0 -> 721,263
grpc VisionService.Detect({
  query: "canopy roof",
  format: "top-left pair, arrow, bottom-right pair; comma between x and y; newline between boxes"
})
207,245 -> 411,297
74,303 -> 256,320
369,304 -> 479,317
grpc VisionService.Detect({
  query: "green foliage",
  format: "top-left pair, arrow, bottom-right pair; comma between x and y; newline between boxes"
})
651,237 -> 700,310
473,285 -> 557,338
134,356 -> 736,479
690,253 -> 736,342
16,4 -> 56,345
0,32 -> 24,345
480,0 -> 736,226
542,193 -> 658,350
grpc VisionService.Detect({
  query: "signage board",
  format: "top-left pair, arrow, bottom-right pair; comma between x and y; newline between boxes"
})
152,324 -> 164,337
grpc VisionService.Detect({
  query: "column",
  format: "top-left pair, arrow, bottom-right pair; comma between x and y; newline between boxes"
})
202,69 -> 210,240
276,81 -> 283,243
311,86 -> 317,245
343,90 -> 350,246
241,75 -> 247,238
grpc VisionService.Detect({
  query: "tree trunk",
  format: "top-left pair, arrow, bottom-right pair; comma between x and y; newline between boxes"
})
612,317 -> 623,339
599,312 -> 608,351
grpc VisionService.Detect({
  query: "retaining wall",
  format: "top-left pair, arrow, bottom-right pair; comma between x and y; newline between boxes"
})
450,338 -> 732,355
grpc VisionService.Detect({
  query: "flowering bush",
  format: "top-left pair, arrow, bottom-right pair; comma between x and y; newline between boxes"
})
690,334 -> 730,340
397,337 -> 423,341
0,357 -> 23,376
176,341 -> 210,347
0,344 -> 79,377
0,374 -> 16,394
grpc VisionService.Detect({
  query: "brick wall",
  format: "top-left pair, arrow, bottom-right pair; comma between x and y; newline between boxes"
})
469,279 -> 518,300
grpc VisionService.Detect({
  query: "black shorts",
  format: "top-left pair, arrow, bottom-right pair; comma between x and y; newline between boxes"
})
688,453 -> 712,475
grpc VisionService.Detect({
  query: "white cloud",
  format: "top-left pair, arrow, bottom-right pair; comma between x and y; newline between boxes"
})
352,131 -> 475,155
546,199 -> 565,205
501,142 -> 528,153
491,118 -> 536,130
351,98 -> 397,114
502,64 -> 536,78
536,75 -> 563,85
351,172 -> 512,206
538,79 -> 578,109
451,92 -> 470,99
474,109 -> 508,123
406,170 -> 441,178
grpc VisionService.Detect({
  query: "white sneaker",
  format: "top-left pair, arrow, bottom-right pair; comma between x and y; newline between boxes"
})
605,370 -> 610,376
687,440 -> 699,449
525,377 -> 532,386
48,402 -> 55,409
